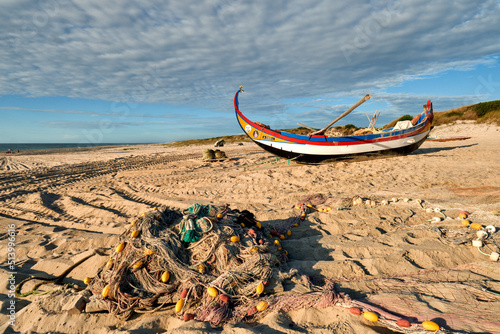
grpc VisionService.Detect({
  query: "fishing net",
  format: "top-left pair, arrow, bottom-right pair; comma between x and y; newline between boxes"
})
82,198 -> 499,333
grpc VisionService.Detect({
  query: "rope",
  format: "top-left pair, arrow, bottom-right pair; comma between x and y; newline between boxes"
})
15,251 -> 96,297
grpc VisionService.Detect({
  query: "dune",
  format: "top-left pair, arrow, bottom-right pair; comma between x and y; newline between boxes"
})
1,121 -> 499,333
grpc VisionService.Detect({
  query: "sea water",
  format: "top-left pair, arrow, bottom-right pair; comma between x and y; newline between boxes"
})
0,143 -> 138,153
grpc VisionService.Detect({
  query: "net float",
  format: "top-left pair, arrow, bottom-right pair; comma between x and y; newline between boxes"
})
217,213 -> 223,219
131,219 -> 137,227
131,230 -> 140,238
106,259 -> 114,270
84,277 -> 91,285
240,223 -> 245,227
144,248 -> 155,256
286,230 -> 292,236
153,207 -> 158,210
279,234 -> 285,240
256,221 -> 262,229
161,271 -> 170,283
102,285 -> 110,298
248,228 -> 256,236
116,242 -> 125,253
349,307 -> 361,315
274,239 -> 280,246
230,236 -> 240,242
470,222 -> 483,230
294,223 -> 299,227
397,319 -> 411,328
247,306 -> 258,316
183,313 -> 194,321
363,311 -> 378,322
270,230 -> 278,236
175,299 -> 185,313
256,301 -> 268,311
207,287 -> 218,297
422,320 -> 439,331
132,261 -> 143,269
219,294 -> 230,303
462,220 -> 470,227
198,264 -> 206,274
256,283 -> 264,294
250,247 -> 259,253
180,288 -> 188,299
459,211 -> 470,219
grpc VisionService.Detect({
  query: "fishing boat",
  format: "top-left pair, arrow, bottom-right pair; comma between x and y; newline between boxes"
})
234,87 -> 433,162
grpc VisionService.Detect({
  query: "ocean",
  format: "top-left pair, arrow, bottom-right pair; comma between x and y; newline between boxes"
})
0,143 -> 139,153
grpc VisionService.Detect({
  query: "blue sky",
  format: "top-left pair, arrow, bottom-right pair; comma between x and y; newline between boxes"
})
1,0 -> 500,144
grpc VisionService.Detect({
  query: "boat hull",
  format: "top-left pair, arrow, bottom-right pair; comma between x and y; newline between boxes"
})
234,90 -> 432,162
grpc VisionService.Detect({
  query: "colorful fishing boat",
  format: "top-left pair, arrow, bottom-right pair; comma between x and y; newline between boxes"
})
234,87 -> 433,162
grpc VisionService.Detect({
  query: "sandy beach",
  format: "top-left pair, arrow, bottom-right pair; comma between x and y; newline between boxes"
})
1,121 -> 500,334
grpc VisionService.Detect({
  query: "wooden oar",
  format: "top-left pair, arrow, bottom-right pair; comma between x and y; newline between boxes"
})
311,94 -> 371,135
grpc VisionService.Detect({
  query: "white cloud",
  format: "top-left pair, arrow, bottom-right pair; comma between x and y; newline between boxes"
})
1,0 -> 500,114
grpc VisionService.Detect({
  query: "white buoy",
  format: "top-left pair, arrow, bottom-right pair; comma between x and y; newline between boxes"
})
490,252 -> 499,262
485,225 -> 496,234
472,239 -> 483,247
426,208 -> 434,213
431,217 -> 441,223
434,208 -> 441,213
476,230 -> 488,240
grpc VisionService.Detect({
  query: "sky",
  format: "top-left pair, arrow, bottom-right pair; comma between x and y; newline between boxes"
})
1,0 -> 500,145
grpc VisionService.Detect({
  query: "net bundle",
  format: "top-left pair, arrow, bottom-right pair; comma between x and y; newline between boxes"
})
86,204 -> 290,324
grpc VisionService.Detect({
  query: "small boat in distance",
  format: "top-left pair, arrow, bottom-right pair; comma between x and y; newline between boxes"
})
234,87 -> 433,163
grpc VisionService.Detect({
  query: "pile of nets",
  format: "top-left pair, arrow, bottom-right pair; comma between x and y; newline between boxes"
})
86,202 -> 341,327
84,200 -> 456,333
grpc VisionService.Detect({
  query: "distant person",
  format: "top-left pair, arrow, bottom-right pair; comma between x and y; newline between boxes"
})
7,148 -> 11,154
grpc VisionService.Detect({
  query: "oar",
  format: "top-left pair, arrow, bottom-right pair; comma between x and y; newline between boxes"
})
311,94 -> 371,135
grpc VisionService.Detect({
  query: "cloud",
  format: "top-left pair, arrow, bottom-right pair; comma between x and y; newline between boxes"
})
1,0 -> 500,115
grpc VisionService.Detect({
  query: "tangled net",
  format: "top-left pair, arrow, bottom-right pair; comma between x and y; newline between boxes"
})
85,199 -> 462,333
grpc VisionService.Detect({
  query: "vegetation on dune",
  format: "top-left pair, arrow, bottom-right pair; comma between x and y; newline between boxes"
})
162,100 -> 500,147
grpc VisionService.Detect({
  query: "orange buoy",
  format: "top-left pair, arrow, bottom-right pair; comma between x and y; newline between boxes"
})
462,220 -> 470,227
102,285 -> 110,298
349,307 -> 362,315
84,277 -> 91,285
230,236 -> 240,243
247,306 -> 258,316
397,319 -> 411,328
175,299 -> 185,313
422,320 -> 439,331
470,222 -> 483,230
219,294 -> 230,303
279,234 -> 285,240
180,288 -> 188,299
363,311 -> 378,322
207,287 -> 218,297
116,242 -> 125,253
183,313 -> 194,321
256,301 -> 268,311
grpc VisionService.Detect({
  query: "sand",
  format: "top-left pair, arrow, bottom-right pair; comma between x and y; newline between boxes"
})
1,121 -> 499,334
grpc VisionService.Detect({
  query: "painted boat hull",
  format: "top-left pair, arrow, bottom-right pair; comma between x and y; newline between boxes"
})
234,90 -> 432,162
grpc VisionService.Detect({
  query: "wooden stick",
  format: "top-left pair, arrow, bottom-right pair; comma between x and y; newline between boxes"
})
312,94 -> 371,135
297,122 -> 317,131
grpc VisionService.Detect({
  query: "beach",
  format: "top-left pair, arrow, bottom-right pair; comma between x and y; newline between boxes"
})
1,121 -> 500,334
